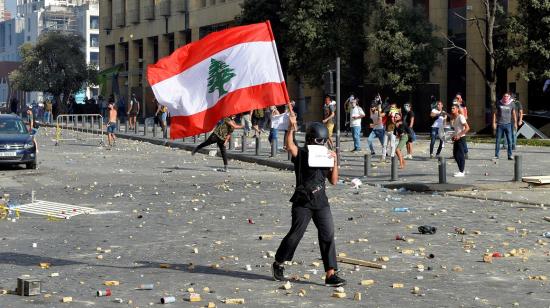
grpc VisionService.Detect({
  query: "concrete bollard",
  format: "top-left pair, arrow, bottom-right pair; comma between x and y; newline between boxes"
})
391,156 -> 398,181
116,119 -> 120,132
241,135 -> 247,152
143,122 -> 148,136
514,155 -> 522,182
229,133 -> 235,150
255,136 -> 261,156
152,123 -> 156,137
134,121 -> 138,134
438,156 -> 447,184
124,119 -> 128,133
162,127 -> 168,139
364,154 -> 371,177
270,139 -> 277,157
193,135 -> 197,143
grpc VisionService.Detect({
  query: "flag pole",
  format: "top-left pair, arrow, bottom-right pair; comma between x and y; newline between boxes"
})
265,21 -> 290,105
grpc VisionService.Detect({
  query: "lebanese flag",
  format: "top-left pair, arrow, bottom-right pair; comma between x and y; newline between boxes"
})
147,21 -> 289,139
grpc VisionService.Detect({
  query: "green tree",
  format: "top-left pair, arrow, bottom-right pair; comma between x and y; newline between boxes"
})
505,0 -> 550,82
10,31 -> 95,113
366,1 -> 444,94
207,58 -> 236,96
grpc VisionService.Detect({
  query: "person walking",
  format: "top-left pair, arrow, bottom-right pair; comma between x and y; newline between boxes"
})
127,93 -> 140,130
192,115 -> 243,172
429,101 -> 446,158
403,103 -> 415,159
106,102 -> 118,148
455,93 -> 469,159
154,98 -> 168,132
493,92 -> 517,160
367,101 -> 385,156
450,103 -> 469,177
44,100 -> 53,124
512,93 -> 523,150
322,95 -> 335,150
349,98 -> 365,152
268,106 -> 280,152
272,117 -> 346,287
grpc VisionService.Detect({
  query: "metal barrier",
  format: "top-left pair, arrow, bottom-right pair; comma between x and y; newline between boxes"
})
55,114 -> 104,146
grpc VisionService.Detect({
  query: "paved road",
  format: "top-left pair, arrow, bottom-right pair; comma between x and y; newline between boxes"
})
0,129 -> 549,307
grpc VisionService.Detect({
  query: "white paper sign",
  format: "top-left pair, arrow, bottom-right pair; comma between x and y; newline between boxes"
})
307,145 -> 334,168
271,113 -> 289,130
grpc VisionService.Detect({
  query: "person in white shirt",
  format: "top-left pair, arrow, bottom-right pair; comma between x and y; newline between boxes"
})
429,101 -> 447,158
450,103 -> 469,177
349,99 -> 365,152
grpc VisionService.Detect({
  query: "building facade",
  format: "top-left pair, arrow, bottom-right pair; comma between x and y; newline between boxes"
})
99,0 -> 530,130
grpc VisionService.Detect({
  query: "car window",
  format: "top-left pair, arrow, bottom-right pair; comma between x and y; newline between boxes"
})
0,118 -> 29,134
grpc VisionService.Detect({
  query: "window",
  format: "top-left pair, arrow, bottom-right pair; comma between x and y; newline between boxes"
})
90,52 -> 99,65
90,16 -> 99,29
90,34 -> 99,47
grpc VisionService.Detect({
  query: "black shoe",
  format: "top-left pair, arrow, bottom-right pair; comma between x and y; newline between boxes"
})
508,156 -> 514,161
325,273 -> 346,287
272,262 -> 285,281
418,225 -> 437,234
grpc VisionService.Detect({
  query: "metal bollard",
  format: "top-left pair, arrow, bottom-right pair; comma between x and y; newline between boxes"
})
270,139 -> 277,157
229,133 -> 235,150
163,127 -> 168,139
364,154 -> 371,177
143,122 -> 148,136
514,155 -> 522,182
391,156 -> 398,181
193,135 -> 197,143
241,135 -> 246,152
255,136 -> 261,156
124,119 -> 128,133
438,156 -> 447,184
116,119 -> 120,132
152,123 -> 157,137
134,121 -> 138,134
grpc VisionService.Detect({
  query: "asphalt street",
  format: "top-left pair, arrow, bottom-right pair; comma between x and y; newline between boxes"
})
0,128 -> 549,307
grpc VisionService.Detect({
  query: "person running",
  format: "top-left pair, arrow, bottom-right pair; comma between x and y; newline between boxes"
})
191,116 -> 243,172
394,113 -> 408,169
322,95 -> 335,150
106,102 -> 117,147
493,92 -> 517,160
272,117 -> 346,287
450,103 -> 469,177
403,103 -> 415,159
367,101 -> 385,156
349,98 -> 365,152
429,101 -> 446,158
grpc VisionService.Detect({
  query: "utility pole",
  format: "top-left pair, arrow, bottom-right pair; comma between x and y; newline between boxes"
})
335,57 -> 341,166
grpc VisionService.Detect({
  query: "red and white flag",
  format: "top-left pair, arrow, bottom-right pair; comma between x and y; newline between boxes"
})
147,21 -> 289,139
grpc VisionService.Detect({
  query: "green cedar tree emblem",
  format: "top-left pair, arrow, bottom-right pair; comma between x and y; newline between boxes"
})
207,58 -> 236,96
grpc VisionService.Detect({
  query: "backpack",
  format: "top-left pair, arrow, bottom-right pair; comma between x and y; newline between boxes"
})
254,108 -> 264,118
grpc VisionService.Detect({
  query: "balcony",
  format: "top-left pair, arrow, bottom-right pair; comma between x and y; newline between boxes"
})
101,15 -> 112,30
143,4 -> 155,20
160,0 -> 171,17
127,8 -> 140,24
174,0 -> 186,12
114,13 -> 125,27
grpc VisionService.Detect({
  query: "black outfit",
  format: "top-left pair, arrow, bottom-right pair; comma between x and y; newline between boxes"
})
275,147 -> 337,272
194,134 -> 228,166
453,137 -> 466,172
403,110 -> 415,142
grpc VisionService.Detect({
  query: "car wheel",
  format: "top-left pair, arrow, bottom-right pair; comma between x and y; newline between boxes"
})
26,161 -> 37,170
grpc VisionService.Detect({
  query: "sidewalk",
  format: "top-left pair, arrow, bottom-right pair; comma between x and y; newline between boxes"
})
53,122 -> 550,200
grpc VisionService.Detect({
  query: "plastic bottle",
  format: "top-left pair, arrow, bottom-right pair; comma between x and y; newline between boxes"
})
543,232 -> 550,238
392,207 -> 410,212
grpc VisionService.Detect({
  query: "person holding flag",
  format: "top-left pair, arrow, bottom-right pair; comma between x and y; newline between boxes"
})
272,105 -> 346,287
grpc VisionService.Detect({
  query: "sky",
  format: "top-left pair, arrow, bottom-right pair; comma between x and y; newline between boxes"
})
6,0 -> 15,16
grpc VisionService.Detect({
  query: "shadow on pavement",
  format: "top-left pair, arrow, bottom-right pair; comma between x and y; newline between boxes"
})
0,252 -> 85,267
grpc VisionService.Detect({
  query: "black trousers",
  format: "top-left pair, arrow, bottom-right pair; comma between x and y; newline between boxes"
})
195,134 -> 228,166
275,205 -> 337,272
453,137 -> 466,172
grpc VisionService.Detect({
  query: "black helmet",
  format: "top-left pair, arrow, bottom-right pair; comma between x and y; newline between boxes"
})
306,122 -> 328,145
